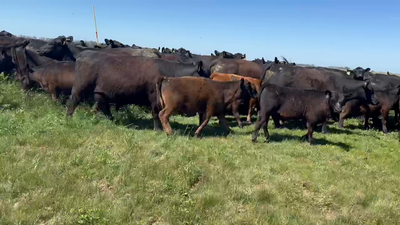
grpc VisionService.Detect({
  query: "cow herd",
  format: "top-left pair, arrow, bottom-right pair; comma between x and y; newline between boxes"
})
1,30 -> 399,144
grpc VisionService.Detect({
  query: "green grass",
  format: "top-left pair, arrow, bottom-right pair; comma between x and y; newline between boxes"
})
1,74 -> 400,224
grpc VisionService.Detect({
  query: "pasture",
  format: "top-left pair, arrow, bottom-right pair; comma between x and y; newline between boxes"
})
1,74 -> 400,224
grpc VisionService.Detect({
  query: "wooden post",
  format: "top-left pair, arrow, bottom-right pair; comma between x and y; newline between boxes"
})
93,5 -> 99,45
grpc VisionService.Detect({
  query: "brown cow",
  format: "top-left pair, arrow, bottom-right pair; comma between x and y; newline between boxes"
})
157,77 -> 256,137
210,72 -> 261,124
210,58 -> 265,79
27,61 -> 75,100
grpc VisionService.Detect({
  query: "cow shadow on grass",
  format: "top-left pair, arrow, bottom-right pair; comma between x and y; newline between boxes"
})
117,114 -> 233,137
256,133 -> 351,151
260,120 -> 355,135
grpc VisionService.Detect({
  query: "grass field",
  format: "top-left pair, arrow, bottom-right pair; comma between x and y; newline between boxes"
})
1,74 -> 400,224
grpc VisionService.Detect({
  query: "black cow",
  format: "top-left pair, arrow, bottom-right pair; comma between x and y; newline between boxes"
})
214,50 -> 246,59
104,38 -> 129,48
252,57 -> 266,65
260,64 -> 379,130
131,44 -> 142,49
348,67 -> 400,89
0,37 -> 30,49
347,67 -> 400,126
66,51 -> 209,129
252,84 -> 344,144
0,37 -> 30,76
0,50 -> 14,76
161,47 -> 172,54
252,83 -> 373,144
11,45 -> 75,98
38,36 -> 161,61
0,30 -> 13,37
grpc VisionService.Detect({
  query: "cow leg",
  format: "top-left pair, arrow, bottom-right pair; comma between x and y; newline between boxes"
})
321,122 -> 329,134
195,110 -> 213,138
151,102 -> 163,131
217,115 -> 231,136
272,113 -> 282,129
198,113 -> 205,125
67,88 -> 81,117
159,107 -> 174,135
338,113 -> 346,128
232,103 -> 243,128
94,93 -> 114,120
363,107 -> 370,130
53,88 -> 61,101
246,98 -> 256,123
305,122 -> 315,145
252,112 -> 270,143
338,104 -> 352,128
381,109 -> 390,134
394,107 -> 399,126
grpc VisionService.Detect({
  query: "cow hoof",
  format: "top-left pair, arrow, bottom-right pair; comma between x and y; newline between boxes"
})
252,138 -> 257,143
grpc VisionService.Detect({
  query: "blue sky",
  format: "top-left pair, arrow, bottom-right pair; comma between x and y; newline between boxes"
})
1,0 -> 399,72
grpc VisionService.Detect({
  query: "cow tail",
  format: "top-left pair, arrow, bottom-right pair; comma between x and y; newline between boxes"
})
260,63 -> 273,85
210,59 -> 219,74
156,76 -> 166,109
154,49 -> 162,58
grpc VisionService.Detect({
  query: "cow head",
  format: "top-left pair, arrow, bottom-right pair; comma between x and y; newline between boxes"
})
37,35 -> 73,60
222,51 -> 234,59
0,30 -> 13,37
195,61 -> 210,77
233,53 -> 246,59
79,40 -> 87,47
106,39 -> 126,48
347,67 -> 371,80
162,47 -> 172,54
335,81 -> 378,112
233,79 -> 257,104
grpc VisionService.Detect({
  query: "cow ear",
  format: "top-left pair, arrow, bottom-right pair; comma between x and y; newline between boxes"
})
274,57 -> 279,64
211,53 -> 215,56
214,50 -> 218,55
262,57 -> 266,64
242,54 -> 246,59
364,68 -> 371,72
325,90 -> 332,99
